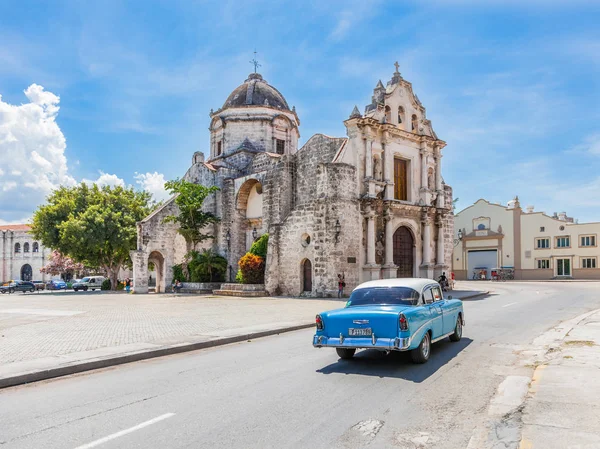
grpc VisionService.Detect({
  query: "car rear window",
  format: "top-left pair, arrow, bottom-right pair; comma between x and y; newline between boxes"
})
347,287 -> 421,307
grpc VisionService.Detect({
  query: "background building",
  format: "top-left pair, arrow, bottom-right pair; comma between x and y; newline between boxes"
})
132,65 -> 454,295
453,197 -> 600,280
0,225 -> 48,282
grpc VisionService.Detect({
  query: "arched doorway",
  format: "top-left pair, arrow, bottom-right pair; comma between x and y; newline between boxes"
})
393,226 -> 414,278
21,264 -> 33,281
302,259 -> 312,292
148,251 -> 165,293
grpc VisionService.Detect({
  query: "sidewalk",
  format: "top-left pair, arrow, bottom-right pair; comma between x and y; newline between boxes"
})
520,309 -> 600,448
0,289 -> 485,389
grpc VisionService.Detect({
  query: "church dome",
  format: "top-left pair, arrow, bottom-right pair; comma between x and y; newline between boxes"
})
223,73 -> 290,111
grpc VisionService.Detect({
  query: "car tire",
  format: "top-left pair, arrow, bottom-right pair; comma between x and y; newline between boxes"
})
84,287 -> 88,291
91,288 -> 95,291
411,332 -> 431,364
30,288 -> 35,293
336,348 -> 356,360
449,317 -> 463,342
9,288 -> 14,294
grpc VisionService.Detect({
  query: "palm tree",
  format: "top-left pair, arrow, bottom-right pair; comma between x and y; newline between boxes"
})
192,249 -> 228,282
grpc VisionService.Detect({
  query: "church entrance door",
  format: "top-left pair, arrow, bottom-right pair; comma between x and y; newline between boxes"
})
393,226 -> 414,278
302,259 -> 312,292
21,264 -> 32,281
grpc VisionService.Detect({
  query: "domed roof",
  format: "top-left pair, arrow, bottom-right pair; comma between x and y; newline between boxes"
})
223,73 -> 290,111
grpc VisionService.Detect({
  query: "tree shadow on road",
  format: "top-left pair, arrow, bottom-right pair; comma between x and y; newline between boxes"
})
316,337 -> 472,382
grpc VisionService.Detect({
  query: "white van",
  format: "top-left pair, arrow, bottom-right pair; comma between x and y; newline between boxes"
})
73,276 -> 106,291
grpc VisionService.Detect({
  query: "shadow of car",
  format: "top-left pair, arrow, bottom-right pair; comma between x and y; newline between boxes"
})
316,337 -> 472,383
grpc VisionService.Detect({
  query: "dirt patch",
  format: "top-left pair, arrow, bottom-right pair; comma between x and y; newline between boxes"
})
564,340 -> 596,347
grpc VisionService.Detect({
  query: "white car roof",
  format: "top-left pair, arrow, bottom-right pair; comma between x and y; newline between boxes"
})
353,278 -> 439,292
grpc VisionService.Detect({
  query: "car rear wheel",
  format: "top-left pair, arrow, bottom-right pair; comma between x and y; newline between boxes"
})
30,288 -> 35,293
336,348 -> 356,360
449,317 -> 463,342
411,332 -> 431,364
84,287 -> 88,291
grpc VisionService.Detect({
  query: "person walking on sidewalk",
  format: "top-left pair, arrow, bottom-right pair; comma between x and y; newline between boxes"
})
337,274 -> 345,298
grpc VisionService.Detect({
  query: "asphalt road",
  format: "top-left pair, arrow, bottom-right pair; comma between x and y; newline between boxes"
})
1,282 -> 599,449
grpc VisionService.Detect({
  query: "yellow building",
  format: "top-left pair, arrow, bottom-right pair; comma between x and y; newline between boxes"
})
452,197 -> 599,280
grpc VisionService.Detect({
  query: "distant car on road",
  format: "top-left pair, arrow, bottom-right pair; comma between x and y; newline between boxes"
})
72,276 -> 105,291
0,281 -> 36,294
313,278 -> 465,364
46,279 -> 67,291
32,281 -> 46,291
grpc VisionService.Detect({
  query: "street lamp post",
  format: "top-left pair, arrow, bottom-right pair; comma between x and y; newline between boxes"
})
453,229 -> 463,247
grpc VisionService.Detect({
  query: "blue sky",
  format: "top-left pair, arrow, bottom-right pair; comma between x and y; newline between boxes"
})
1,0 -> 599,223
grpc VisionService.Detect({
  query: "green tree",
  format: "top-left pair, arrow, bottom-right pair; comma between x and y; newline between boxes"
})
452,197 -> 459,212
163,178 -> 220,251
31,183 -> 154,290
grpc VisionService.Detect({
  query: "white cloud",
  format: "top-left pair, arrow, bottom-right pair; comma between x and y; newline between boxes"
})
82,171 -> 126,188
0,84 -> 76,222
568,133 -> 600,156
134,171 -> 169,202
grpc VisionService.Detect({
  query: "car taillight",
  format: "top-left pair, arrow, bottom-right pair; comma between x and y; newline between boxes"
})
316,314 -> 324,330
399,314 -> 409,331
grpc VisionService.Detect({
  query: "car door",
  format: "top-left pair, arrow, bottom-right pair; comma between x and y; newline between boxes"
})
432,286 -> 453,335
423,286 -> 443,339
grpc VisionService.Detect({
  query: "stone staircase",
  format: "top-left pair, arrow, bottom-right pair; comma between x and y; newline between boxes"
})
213,283 -> 268,297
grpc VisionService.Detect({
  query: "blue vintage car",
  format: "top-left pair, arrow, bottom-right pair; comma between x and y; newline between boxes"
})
313,278 -> 464,363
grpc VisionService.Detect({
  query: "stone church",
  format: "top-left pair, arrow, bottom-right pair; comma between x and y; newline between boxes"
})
131,64 -> 454,296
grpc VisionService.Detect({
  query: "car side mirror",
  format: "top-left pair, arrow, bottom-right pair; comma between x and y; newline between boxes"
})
447,295 -> 453,300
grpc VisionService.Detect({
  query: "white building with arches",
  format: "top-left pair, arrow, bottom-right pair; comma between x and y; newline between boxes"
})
1,224 -> 49,282
131,65 -> 454,296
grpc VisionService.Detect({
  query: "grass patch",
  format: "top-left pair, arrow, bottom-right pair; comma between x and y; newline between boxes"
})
564,340 -> 596,347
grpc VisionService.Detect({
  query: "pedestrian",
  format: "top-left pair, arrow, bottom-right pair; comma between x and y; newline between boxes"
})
337,273 -> 345,298
173,279 -> 182,294
125,277 -> 131,293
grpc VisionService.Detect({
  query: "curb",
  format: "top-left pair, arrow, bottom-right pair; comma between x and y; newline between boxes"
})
0,323 -> 315,390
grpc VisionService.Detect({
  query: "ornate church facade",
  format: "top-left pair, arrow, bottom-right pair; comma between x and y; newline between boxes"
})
131,64 -> 454,296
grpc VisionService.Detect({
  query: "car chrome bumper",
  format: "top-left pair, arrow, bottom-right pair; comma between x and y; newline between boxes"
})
313,335 -> 411,351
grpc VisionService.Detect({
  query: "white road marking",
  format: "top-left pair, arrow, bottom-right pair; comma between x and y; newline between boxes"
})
0,308 -> 83,316
502,302 -> 517,308
73,413 -> 175,449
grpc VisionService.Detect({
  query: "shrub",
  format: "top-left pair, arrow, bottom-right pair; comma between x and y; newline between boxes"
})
249,233 -> 269,259
235,269 -> 245,283
238,253 -> 265,284
116,282 -> 125,291
101,279 -> 111,290
172,264 -> 188,282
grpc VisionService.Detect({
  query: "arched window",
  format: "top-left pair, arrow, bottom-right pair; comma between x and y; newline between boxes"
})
398,106 -> 405,124
14,243 -> 21,253
385,105 -> 391,123
411,114 -> 418,131
24,242 -> 30,253
33,242 -> 39,253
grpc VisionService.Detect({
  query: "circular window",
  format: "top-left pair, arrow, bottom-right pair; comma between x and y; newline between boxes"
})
301,233 -> 311,247
477,224 -> 486,230
559,225 -> 565,231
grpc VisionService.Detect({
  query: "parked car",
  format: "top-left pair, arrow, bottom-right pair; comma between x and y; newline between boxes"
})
46,279 -> 67,290
0,280 -> 36,294
73,276 -> 106,291
32,281 -> 46,291
313,278 -> 465,364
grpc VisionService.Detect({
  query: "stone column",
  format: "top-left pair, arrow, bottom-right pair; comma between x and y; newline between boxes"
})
365,137 -> 373,178
421,213 -> 434,278
383,139 -> 394,200
9,231 -> 13,280
363,207 -> 380,281
420,149 -> 427,189
382,211 -> 397,279
130,250 -> 149,294
436,218 -> 445,275
434,152 -> 444,208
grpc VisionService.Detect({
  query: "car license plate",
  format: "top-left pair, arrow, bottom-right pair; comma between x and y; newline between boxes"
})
349,328 -> 372,336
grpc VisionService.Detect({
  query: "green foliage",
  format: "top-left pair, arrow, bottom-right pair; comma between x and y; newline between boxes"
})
235,269 -> 245,283
116,281 -> 125,291
452,197 -> 459,212
31,183 -> 154,290
249,233 -> 269,259
101,279 -> 111,290
188,249 -> 227,282
238,253 -> 265,284
163,179 -> 220,249
172,264 -> 188,282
